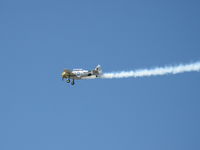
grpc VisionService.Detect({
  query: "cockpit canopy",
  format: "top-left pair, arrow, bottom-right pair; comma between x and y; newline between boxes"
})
73,69 -> 84,71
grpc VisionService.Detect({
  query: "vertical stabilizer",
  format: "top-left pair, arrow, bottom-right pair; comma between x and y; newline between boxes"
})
95,65 -> 102,74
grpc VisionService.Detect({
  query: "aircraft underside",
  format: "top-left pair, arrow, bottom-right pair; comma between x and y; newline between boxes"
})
64,75 -> 98,85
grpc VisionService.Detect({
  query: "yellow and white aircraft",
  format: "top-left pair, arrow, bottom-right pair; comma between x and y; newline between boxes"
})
62,65 -> 102,85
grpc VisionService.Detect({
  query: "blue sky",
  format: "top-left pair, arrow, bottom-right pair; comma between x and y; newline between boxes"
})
0,0 -> 200,150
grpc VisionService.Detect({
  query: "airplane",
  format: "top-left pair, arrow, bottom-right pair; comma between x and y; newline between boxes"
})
62,65 -> 102,85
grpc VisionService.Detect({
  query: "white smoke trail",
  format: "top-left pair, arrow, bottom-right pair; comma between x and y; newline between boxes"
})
102,62 -> 200,79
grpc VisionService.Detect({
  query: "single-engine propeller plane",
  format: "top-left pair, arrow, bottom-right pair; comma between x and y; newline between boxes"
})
62,65 -> 102,85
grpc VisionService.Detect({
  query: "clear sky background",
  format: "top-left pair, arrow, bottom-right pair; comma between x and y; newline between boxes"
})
0,0 -> 200,150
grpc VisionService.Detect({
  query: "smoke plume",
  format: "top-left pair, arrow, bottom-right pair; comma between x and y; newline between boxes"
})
102,62 -> 200,79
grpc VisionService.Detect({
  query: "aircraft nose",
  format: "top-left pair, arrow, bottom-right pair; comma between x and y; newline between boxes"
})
62,72 -> 66,80
62,71 -> 66,77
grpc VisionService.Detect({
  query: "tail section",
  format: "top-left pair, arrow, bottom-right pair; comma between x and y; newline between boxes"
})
95,65 -> 102,74
93,65 -> 103,77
